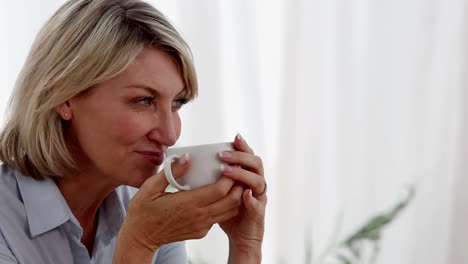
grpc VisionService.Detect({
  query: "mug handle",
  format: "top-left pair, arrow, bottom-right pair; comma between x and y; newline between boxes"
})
163,154 -> 191,191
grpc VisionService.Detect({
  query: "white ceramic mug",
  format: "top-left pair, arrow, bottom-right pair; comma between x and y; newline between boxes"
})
163,142 -> 235,191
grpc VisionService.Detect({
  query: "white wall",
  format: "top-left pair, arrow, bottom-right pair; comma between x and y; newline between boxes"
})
2,1 -> 467,263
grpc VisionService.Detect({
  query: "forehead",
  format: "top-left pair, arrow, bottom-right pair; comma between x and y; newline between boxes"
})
105,47 -> 185,95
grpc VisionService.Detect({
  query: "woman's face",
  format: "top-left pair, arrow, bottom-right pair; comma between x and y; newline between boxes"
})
63,47 -> 187,188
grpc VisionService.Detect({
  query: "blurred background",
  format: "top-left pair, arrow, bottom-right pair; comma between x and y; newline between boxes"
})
1,0 -> 468,263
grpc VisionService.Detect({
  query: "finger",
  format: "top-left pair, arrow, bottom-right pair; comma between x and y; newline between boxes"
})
203,183 -> 244,217
218,151 -> 264,176
243,189 -> 267,216
234,133 -> 254,154
221,165 -> 266,197
140,154 -> 192,194
212,206 -> 240,224
177,176 -> 236,207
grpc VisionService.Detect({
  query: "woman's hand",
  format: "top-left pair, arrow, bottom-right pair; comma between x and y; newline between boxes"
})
114,154 -> 244,264
218,134 -> 267,264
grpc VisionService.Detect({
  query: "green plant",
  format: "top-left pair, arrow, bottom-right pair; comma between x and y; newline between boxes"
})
319,185 -> 415,264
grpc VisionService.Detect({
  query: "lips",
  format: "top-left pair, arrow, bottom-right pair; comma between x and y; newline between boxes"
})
136,151 -> 165,166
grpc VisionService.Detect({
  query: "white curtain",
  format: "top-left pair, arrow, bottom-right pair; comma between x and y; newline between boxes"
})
2,0 -> 467,263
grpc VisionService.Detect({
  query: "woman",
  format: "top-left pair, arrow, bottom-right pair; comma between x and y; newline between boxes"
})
0,0 -> 267,263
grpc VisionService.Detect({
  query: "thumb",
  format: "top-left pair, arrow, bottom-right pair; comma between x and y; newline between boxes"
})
140,154 -> 192,194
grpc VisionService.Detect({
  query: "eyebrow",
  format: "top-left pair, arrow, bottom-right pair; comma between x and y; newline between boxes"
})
127,84 -> 186,97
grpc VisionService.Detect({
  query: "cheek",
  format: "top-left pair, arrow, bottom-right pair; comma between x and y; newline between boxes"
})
110,112 -> 151,145
75,108 -> 182,152
174,113 -> 182,138
74,108 -> 149,152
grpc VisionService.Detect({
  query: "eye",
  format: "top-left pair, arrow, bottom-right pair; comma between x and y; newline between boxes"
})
136,96 -> 155,106
173,98 -> 189,109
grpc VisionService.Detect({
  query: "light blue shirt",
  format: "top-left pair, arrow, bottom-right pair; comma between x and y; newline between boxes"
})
0,163 -> 187,264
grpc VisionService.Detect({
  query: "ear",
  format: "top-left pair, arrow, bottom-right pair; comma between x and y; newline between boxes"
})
55,101 -> 72,120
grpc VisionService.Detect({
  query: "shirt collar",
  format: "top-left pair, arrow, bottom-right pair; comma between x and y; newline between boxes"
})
95,189 -> 126,242
15,170 -> 72,237
15,169 -> 127,239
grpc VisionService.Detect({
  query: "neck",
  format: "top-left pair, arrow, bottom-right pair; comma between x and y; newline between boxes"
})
55,170 -> 119,255
56,174 -> 117,221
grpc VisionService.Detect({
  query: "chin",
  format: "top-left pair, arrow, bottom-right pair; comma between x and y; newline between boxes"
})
126,168 -> 157,188
126,177 -> 146,188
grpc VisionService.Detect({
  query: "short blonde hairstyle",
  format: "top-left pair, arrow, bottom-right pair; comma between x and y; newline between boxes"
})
0,0 -> 198,179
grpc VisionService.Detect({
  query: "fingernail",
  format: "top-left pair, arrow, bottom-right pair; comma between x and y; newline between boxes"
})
236,133 -> 244,142
218,151 -> 232,159
178,153 -> 190,165
220,164 -> 233,173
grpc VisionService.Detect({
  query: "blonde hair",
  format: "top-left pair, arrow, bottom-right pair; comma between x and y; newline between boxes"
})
0,0 -> 198,179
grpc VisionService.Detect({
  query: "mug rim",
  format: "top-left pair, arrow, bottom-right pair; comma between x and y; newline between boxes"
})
165,141 -> 234,153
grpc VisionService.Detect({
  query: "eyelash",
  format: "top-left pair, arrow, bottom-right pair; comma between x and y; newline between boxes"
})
174,98 -> 189,107
136,97 -> 189,109
136,97 -> 155,106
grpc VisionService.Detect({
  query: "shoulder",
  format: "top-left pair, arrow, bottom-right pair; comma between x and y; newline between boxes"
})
0,164 -> 28,262
0,231 -> 17,263
0,163 -> 25,216
0,163 -> 21,198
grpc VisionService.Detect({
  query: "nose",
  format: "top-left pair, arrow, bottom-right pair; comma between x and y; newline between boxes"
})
148,109 -> 178,147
